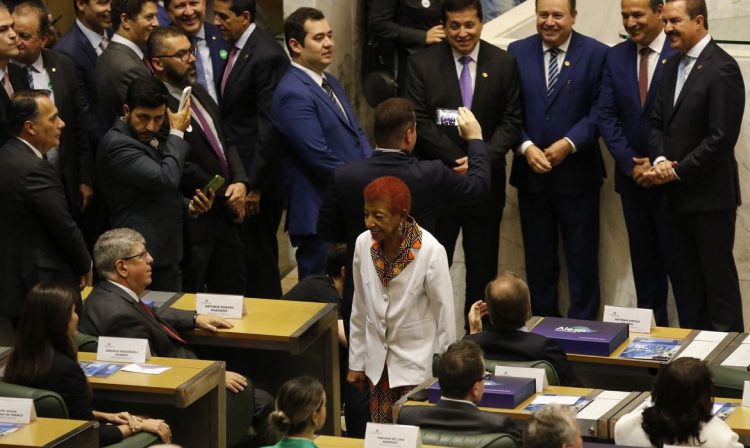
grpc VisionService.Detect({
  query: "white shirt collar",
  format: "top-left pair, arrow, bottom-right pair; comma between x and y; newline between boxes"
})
108,280 -> 141,302
163,80 -> 184,99
291,61 -> 325,87
686,33 -> 711,59
543,32 -> 573,53
440,397 -> 477,407
639,30 -> 666,55
16,137 -> 42,158
195,24 -> 206,40
76,19 -> 107,50
234,23 -> 256,50
112,33 -> 144,60
374,147 -> 406,154
451,42 -> 480,64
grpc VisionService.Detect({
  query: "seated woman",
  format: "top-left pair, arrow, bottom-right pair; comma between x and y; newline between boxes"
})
4,283 -> 171,446
614,357 -> 742,447
264,376 -> 327,448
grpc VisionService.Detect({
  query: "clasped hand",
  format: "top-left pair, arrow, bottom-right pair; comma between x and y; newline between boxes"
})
525,138 -> 572,173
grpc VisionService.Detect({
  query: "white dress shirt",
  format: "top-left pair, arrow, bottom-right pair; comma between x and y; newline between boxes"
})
194,25 -> 218,103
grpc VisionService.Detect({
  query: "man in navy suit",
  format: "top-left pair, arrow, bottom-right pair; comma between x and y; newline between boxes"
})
508,0 -> 607,320
646,0 -> 744,331
598,0 -> 680,326
164,0 -> 230,104
273,7 -> 372,280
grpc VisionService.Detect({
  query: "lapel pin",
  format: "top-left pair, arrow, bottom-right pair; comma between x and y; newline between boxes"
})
51,67 -> 56,72
482,72 -> 488,78
662,58 -> 667,64
564,60 -> 570,67
219,49 -> 228,60
697,64 -> 703,70
211,35 -> 216,40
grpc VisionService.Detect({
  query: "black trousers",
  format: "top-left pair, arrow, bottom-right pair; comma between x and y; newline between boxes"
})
241,195 -> 283,298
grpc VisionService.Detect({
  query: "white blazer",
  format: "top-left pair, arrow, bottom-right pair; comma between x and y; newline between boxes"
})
348,227 -> 457,389
614,408 -> 743,448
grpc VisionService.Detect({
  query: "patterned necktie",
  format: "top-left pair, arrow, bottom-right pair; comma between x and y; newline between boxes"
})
220,46 -> 238,95
25,64 -> 35,89
459,55 -> 473,109
2,72 -> 13,98
547,47 -> 560,96
99,34 -> 109,52
638,47 -> 652,106
191,98 -> 229,177
322,77 -> 346,118
138,300 -> 187,344
674,55 -> 692,105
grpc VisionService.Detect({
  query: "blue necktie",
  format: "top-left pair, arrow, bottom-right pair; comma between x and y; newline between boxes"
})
547,47 -> 560,96
674,55 -> 692,104
191,36 -> 210,94
459,55 -> 473,109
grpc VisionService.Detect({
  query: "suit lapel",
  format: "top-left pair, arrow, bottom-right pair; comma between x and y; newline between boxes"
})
436,42 -> 462,107
671,40 -> 713,115
528,36 -> 548,101
188,84 -> 228,156
224,34 -> 255,97
623,41 -> 641,112
43,52 -> 66,104
74,25 -> 98,68
547,31 -> 583,106
101,282 -> 183,343
291,67 -> 353,132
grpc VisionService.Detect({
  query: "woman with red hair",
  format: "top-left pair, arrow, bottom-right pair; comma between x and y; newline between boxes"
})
347,176 -> 456,423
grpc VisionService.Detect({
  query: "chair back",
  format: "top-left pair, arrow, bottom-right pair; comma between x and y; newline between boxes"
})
710,364 -> 748,399
420,429 -> 519,448
74,332 -> 99,353
0,381 -> 68,418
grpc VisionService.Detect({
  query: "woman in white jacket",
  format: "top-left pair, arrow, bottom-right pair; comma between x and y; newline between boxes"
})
347,176 -> 456,423
614,357 -> 742,448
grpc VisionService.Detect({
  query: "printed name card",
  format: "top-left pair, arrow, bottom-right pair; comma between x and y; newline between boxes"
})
365,422 -> 422,448
494,365 -> 548,393
196,293 -> 245,319
97,336 -> 151,363
741,381 -> 750,408
603,305 -> 655,333
0,398 -> 36,424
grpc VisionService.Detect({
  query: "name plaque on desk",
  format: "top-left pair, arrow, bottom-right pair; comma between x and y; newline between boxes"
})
97,336 -> 151,363
0,398 -> 36,424
365,422 -> 422,448
196,293 -> 245,318
603,305 -> 655,333
531,317 -> 629,356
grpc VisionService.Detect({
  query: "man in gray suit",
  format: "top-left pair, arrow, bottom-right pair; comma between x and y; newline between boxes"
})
97,0 -> 159,125
97,76 -> 211,291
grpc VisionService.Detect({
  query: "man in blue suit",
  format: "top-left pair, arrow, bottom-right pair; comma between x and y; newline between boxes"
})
273,7 -> 372,280
598,0 -> 680,326
508,0 -> 607,319
164,0 -> 230,104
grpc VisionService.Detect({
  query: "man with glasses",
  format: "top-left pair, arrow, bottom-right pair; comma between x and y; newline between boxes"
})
148,26 -> 248,294
397,340 -> 520,440
96,76 -> 212,291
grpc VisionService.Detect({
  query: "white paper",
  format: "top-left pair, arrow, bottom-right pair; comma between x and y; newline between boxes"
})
603,305 -> 655,333
742,334 -> 750,344
596,390 -> 630,400
694,331 -> 728,342
196,293 -> 245,319
530,395 -> 582,405
121,363 -> 171,375
742,381 -> 750,408
493,366 -> 548,393
675,340 -> 719,361
97,336 -> 151,363
0,398 -> 36,424
365,423 -> 422,448
721,344 -> 750,367
575,397 -> 621,419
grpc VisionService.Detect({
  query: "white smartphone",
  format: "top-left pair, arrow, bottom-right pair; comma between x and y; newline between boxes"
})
178,86 -> 192,111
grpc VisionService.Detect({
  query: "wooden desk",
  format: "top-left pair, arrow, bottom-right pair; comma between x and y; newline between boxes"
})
170,294 -> 341,435
80,352 -> 225,448
0,418 -> 97,447
315,435 -> 444,448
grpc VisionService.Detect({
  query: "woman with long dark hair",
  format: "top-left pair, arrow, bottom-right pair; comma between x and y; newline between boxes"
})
614,357 -> 742,447
264,376 -> 326,448
4,283 -> 171,445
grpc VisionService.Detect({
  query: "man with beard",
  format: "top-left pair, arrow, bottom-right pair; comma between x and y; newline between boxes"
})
96,76 -> 213,291
148,26 -> 248,294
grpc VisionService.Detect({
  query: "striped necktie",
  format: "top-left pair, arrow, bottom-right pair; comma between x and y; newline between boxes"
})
547,47 -> 560,96
322,77 -> 346,119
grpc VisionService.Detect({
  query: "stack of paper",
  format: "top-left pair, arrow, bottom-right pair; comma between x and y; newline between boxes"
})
720,335 -> 750,367
676,331 -> 728,360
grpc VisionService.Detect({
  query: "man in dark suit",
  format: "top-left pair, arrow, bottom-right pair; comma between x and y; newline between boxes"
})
97,0 -> 159,126
645,0 -> 744,331
97,76 -> 211,291
464,272 -> 581,386
598,0 -> 680,326
0,2 -> 27,145
13,2 -> 95,221
149,26 -> 248,294
165,0 -> 229,104
0,91 -> 91,322
507,0 -> 607,320
405,0 -> 522,329
397,340 -> 520,440
53,0 -> 111,143
272,7 -> 372,280
213,0 -> 289,298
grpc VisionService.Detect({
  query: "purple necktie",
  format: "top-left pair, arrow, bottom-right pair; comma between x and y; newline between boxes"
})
190,99 -> 229,177
459,55 -> 473,109
220,46 -> 238,95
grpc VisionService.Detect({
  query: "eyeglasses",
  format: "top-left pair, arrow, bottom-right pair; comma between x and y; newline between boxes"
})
477,371 -> 491,382
154,47 -> 196,62
120,249 -> 149,262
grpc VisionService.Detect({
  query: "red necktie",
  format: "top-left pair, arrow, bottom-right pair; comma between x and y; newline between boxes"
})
139,301 -> 187,344
639,47 -> 652,107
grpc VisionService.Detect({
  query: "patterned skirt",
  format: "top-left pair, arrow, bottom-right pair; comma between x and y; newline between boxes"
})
369,365 -> 415,423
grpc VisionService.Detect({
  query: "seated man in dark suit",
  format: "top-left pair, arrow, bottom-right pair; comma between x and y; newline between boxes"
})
464,272 -> 582,386
79,228 -> 273,432
398,340 -> 520,440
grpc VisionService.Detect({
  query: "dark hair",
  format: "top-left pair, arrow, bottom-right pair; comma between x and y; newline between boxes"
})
5,283 -> 80,386
268,376 -> 325,437
484,271 -> 531,330
641,357 -> 713,446
324,243 -> 346,279
12,1 -> 51,37
441,0 -> 483,23
648,0 -> 663,11
125,75 -> 169,110
535,0 -> 576,12
438,340 -> 485,399
147,25 -> 188,60
665,0 -> 708,29
373,97 -> 415,149
111,0 -> 156,32
8,90 -> 52,136
217,0 -> 256,20
363,176 -> 412,214
283,7 -> 324,55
